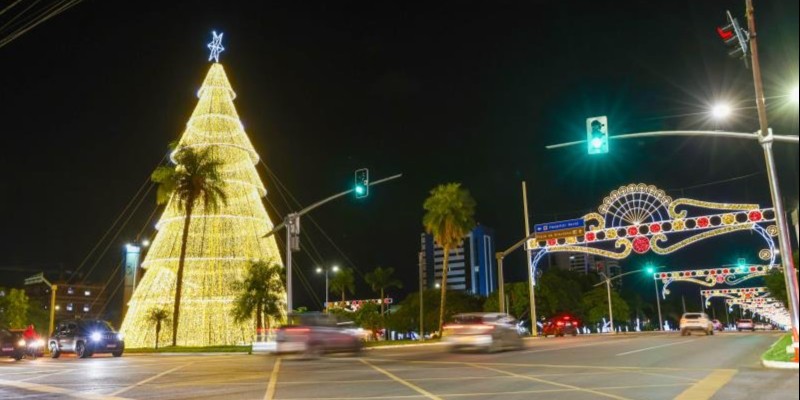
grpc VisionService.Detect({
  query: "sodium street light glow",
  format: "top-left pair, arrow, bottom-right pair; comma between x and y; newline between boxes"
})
711,103 -> 732,120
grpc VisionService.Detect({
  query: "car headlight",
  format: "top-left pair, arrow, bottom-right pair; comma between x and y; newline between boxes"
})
117,333 -> 124,341
34,339 -> 45,348
91,332 -> 102,342
18,339 -> 26,347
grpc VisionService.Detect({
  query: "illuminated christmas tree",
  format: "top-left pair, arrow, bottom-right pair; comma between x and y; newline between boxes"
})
120,34 -> 285,347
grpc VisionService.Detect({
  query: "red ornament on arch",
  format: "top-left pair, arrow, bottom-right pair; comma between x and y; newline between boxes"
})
632,236 -> 650,254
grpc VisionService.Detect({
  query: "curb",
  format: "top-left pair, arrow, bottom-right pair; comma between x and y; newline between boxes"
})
125,352 -> 250,356
761,359 -> 799,370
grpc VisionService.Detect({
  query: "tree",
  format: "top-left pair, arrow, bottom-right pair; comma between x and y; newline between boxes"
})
422,183 -> 476,336
387,289 -> 484,335
329,268 -> 356,302
484,282 -> 530,318
581,286 -> 630,329
764,251 -> 799,308
364,267 -> 403,316
0,288 -> 30,329
147,309 -> 170,349
151,146 -> 227,346
231,259 -> 285,334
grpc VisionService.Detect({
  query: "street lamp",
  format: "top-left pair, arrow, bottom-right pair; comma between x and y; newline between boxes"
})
711,103 -> 732,120
316,265 -> 339,308
791,86 -> 799,104
647,265 -> 664,331
595,265 -> 664,334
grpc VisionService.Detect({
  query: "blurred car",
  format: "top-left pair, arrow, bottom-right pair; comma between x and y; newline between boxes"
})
736,319 -> 755,332
49,320 -> 124,358
541,313 -> 580,337
754,322 -> 773,331
711,319 -> 724,331
680,312 -> 714,336
443,313 -> 524,353
275,313 -> 363,357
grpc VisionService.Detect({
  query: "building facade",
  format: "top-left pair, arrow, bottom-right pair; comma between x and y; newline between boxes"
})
24,279 -> 107,323
420,225 -> 497,297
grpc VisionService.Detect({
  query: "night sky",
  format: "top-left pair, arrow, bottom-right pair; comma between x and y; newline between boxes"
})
1,1 -> 798,313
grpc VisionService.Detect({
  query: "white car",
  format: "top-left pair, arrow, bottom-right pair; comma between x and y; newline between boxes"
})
443,313 -> 524,353
680,312 -> 714,336
736,319 -> 755,331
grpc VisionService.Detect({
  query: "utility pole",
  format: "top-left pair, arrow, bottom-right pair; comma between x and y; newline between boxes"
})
522,182 -> 538,336
418,252 -> 424,341
496,254 -> 505,314
654,279 -> 663,331
746,0 -> 800,357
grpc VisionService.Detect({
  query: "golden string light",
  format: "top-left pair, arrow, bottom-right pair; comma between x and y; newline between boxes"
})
120,63 -> 285,347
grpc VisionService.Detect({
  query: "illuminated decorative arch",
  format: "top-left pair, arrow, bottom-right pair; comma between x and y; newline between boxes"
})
526,183 -> 780,281
700,287 -> 769,304
654,264 -> 777,299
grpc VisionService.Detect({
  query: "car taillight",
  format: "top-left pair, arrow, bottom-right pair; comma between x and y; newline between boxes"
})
444,324 -> 464,330
284,328 -> 310,334
474,324 -> 495,331
557,321 -> 565,327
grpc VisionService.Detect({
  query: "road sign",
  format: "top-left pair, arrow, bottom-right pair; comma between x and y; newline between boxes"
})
24,272 -> 44,285
534,218 -> 586,241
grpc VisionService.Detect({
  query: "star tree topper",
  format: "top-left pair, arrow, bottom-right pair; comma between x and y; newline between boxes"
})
207,31 -> 225,63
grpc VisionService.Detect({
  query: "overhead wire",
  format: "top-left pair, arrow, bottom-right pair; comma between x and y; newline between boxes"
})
0,0 -> 84,50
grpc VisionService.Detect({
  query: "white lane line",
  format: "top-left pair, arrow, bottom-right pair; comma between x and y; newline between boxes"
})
615,340 -> 696,357
19,368 -> 75,382
108,363 -> 190,396
0,378 -> 130,400
359,358 -> 443,400
263,357 -> 281,400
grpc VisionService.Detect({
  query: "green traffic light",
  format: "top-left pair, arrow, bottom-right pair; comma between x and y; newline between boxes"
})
591,137 -> 604,149
355,185 -> 365,195
644,265 -> 655,274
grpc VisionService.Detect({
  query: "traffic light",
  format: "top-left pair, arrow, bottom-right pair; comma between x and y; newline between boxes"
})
644,265 -> 655,274
716,11 -> 749,68
354,168 -> 369,199
586,116 -> 609,155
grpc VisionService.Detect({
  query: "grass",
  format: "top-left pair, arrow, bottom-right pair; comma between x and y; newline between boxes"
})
125,345 -> 251,354
762,334 -> 795,363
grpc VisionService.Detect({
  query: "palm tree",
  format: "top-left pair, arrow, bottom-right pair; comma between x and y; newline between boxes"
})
422,183 -> 476,337
232,259 -> 285,335
151,146 -> 227,346
147,308 -> 170,349
364,267 -> 403,316
329,268 -> 356,303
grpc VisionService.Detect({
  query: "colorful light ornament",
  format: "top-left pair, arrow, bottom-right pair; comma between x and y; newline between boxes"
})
701,287 -> 768,305
526,184 -> 780,281
654,265 -> 777,299
120,53 -> 285,347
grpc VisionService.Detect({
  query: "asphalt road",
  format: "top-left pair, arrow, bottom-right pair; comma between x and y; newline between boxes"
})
0,332 -> 796,400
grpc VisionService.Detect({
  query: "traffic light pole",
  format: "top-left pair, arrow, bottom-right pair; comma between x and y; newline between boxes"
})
522,181 -> 538,336
546,130 -> 797,150
264,173 -> 403,315
746,0 -> 800,361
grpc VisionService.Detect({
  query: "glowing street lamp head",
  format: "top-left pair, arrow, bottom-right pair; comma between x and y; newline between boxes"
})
332,265 -> 340,272
711,103 -> 732,120
316,267 -> 323,274
792,86 -> 799,104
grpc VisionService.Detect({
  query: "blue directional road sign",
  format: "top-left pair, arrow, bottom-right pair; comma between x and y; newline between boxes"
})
534,218 -> 586,241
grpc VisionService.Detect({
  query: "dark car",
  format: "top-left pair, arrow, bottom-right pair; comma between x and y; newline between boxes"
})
1,329 -> 44,360
49,320 -> 125,359
275,313 -> 364,357
541,313 -> 581,337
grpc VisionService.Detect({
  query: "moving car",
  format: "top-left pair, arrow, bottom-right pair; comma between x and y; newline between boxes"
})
754,322 -> 773,331
49,320 -> 125,358
275,313 -> 363,357
443,313 -> 524,353
679,312 -> 714,336
736,319 -> 755,332
1,329 -> 44,361
541,313 -> 581,337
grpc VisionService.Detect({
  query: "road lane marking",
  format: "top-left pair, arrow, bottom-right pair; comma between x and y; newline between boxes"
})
674,369 -> 737,400
19,368 -> 75,382
108,363 -> 190,396
0,378 -> 130,400
615,339 -> 695,356
440,383 -> 693,398
522,338 -> 637,354
359,358 -> 443,400
465,363 -> 632,400
263,357 -> 281,400
362,357 -> 715,372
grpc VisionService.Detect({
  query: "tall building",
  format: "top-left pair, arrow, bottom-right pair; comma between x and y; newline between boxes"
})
551,253 -> 622,278
420,225 -> 496,297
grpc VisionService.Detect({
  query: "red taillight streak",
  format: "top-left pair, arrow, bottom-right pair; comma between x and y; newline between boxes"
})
284,328 -> 310,334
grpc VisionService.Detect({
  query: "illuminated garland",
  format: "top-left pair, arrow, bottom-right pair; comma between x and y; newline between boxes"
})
701,287 -> 768,305
525,184 -> 779,286
120,61 -> 286,347
654,265 -> 776,299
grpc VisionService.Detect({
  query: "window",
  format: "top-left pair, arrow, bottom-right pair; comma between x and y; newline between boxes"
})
66,303 -> 74,312
83,305 -> 90,312
84,290 -> 91,296
67,287 -> 75,295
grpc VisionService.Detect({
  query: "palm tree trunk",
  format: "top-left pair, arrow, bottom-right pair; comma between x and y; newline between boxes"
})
341,290 -> 345,303
380,288 -> 385,316
438,246 -> 450,337
172,197 -> 194,347
155,321 -> 161,350
256,301 -> 263,332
